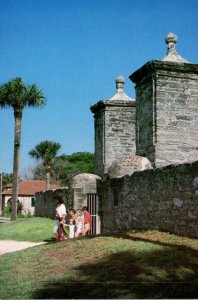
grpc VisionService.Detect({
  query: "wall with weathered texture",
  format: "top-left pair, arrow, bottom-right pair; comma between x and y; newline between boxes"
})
130,61 -> 198,168
71,173 -> 101,210
105,105 -> 136,172
35,188 -> 71,219
92,108 -> 105,177
91,100 -> 136,177
99,160 -> 198,238
90,76 -> 136,178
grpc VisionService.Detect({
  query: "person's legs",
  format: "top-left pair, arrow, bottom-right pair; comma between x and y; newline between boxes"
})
61,224 -> 67,240
56,224 -> 67,241
60,234 -> 67,241
82,228 -> 88,236
55,232 -> 60,241
69,225 -> 75,238
83,223 -> 90,236
75,226 -> 83,238
55,223 -> 61,241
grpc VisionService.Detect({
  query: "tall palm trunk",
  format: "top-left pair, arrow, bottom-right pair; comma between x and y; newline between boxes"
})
45,165 -> 51,191
11,110 -> 22,221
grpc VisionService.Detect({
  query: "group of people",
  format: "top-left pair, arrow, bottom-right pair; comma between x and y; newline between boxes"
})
53,196 -> 91,241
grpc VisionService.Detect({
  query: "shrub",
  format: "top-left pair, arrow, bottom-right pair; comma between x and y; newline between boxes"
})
2,206 -> 11,217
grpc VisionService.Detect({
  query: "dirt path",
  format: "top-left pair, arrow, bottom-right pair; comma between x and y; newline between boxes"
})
0,240 -> 46,256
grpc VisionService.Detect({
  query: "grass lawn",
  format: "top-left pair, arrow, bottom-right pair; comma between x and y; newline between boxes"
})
0,217 -> 55,242
0,218 -> 198,299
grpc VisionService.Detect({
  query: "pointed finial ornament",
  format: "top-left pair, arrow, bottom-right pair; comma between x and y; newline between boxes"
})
162,32 -> 189,63
110,75 -> 134,101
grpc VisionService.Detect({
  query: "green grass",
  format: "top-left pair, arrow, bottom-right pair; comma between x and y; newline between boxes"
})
0,217 -> 55,242
0,219 -> 198,299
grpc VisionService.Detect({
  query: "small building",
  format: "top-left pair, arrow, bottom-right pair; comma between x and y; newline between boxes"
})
2,180 -> 60,215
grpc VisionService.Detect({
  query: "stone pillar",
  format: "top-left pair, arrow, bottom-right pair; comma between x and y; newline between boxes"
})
129,33 -> 198,168
90,76 -> 136,178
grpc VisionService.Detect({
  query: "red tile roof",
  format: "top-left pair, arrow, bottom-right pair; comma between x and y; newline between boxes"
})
2,180 -> 61,196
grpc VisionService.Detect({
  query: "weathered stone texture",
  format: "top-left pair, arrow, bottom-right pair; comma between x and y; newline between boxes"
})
35,174 -> 101,218
93,108 -> 105,177
91,100 -> 136,177
108,155 -> 153,178
134,79 -> 154,163
35,188 -> 71,219
99,160 -> 198,238
71,173 -> 101,210
130,61 -> 198,167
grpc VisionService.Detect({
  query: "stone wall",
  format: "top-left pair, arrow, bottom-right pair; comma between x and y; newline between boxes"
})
71,173 -> 101,210
35,173 -> 101,218
35,188 -> 71,219
105,105 -> 136,173
99,160 -> 198,238
93,108 -> 105,177
130,60 -> 198,168
91,100 -> 136,177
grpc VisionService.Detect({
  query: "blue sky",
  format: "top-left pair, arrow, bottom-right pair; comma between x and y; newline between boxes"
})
0,0 -> 198,176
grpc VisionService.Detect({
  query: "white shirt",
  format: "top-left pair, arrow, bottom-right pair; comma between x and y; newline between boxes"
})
56,203 -> 66,218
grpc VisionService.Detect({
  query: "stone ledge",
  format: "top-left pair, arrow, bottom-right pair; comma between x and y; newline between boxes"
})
90,99 -> 135,114
129,60 -> 198,84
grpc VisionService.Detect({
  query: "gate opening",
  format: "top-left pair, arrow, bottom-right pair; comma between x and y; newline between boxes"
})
87,193 -> 100,235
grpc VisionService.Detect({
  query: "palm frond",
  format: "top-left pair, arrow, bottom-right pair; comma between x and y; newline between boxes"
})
25,84 -> 46,107
0,77 -> 46,110
29,140 -> 61,166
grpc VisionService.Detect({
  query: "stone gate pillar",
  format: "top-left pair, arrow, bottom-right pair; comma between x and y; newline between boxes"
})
130,33 -> 198,167
90,76 -> 136,178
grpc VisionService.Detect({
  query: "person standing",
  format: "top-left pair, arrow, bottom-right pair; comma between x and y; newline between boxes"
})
82,206 -> 91,236
54,196 -> 67,241
75,209 -> 84,238
66,209 -> 76,239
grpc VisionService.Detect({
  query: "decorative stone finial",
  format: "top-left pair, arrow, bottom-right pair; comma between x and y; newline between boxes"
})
115,75 -> 125,91
110,75 -> 134,101
162,32 -> 189,63
165,32 -> 178,53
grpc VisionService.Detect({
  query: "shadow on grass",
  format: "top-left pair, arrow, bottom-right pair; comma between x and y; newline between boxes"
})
33,236 -> 198,299
43,237 -> 57,243
118,232 -> 198,250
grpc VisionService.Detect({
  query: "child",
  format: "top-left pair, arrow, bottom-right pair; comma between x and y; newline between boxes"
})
65,209 -> 76,239
75,209 -> 84,238
82,206 -> 91,236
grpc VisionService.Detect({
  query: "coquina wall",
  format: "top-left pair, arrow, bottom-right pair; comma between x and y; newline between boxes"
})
99,160 -> 198,238
90,77 -> 136,178
35,173 -> 100,219
35,188 -> 72,219
130,61 -> 198,168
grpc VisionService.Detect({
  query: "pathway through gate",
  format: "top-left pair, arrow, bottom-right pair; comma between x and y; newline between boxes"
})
87,193 -> 100,235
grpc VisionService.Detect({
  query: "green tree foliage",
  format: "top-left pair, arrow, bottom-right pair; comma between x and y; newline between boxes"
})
0,77 -> 45,220
63,152 -> 94,173
2,173 -> 13,188
29,140 -> 61,190
32,152 -> 95,187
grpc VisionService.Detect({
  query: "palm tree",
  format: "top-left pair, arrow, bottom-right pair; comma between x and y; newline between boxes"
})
0,77 -> 45,220
29,140 -> 61,190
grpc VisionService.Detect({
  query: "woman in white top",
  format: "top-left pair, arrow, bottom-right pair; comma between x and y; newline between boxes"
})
55,196 -> 67,241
